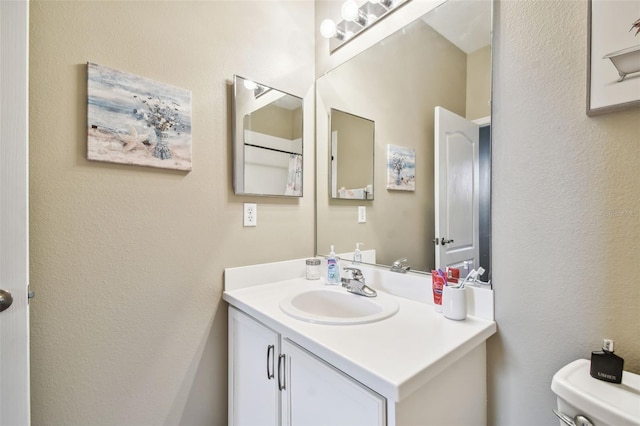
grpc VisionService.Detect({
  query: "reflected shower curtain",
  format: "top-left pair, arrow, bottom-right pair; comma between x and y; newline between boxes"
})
285,154 -> 302,196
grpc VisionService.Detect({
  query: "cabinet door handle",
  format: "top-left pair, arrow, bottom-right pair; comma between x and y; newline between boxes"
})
277,354 -> 286,391
266,345 -> 275,380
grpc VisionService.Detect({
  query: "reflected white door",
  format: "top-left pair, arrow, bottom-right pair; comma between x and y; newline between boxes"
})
331,130 -> 338,198
0,1 -> 31,424
434,106 -> 479,274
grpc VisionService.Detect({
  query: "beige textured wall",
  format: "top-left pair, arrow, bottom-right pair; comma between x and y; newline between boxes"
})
293,106 -> 303,140
246,104 -> 299,140
466,45 -> 492,120
29,1 -> 314,425
490,0 -> 640,424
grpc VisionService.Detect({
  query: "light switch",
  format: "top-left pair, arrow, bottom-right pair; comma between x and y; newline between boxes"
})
358,206 -> 366,223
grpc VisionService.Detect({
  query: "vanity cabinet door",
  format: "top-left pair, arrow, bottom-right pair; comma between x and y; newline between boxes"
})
281,339 -> 386,426
229,307 -> 280,426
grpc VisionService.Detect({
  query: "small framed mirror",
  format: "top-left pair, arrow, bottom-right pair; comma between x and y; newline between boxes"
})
233,75 -> 304,197
329,109 -> 374,200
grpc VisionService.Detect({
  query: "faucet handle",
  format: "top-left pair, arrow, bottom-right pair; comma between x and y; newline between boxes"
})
391,258 -> 410,273
392,257 -> 407,266
343,267 -> 363,280
341,267 -> 376,297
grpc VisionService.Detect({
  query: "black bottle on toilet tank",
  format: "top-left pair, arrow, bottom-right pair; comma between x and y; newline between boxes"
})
590,339 -> 624,384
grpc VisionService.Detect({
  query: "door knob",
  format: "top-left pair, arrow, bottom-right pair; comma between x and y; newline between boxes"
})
0,289 -> 13,313
441,238 -> 454,245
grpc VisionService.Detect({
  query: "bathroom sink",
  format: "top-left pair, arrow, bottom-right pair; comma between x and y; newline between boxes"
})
279,287 -> 399,325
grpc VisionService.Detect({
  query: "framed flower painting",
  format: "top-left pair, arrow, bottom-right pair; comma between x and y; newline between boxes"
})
386,144 -> 415,191
87,63 -> 192,170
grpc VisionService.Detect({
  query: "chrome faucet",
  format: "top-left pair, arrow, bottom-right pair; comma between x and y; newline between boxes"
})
390,257 -> 411,273
341,267 -> 377,297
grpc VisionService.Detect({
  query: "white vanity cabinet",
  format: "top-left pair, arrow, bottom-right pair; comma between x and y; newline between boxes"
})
228,306 -> 280,425
228,307 -> 386,426
281,339 -> 386,425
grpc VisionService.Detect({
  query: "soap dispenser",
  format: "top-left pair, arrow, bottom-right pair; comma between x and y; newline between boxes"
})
353,243 -> 363,264
590,339 -> 624,384
326,245 -> 339,285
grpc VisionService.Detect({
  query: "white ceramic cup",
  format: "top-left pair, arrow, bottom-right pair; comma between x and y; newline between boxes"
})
442,285 -> 467,320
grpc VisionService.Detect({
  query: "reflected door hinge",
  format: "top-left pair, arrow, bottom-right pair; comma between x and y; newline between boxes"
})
28,285 -> 35,302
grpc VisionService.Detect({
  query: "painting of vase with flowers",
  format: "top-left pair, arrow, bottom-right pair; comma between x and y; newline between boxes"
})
87,62 -> 192,171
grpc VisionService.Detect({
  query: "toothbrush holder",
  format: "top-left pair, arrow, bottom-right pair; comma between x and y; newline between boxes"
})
442,285 -> 467,321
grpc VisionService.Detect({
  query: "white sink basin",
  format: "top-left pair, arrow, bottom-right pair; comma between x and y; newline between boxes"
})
279,287 -> 399,325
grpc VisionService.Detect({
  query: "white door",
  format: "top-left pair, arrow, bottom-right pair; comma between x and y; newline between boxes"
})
281,339 -> 385,426
0,1 -> 31,424
228,307 -> 280,426
434,106 -> 479,274
331,130 -> 338,198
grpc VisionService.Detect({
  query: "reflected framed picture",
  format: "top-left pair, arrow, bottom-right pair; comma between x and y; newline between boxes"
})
587,1 -> 640,116
386,144 -> 415,191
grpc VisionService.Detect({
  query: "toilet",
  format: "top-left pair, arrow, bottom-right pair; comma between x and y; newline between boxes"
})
551,359 -> 640,425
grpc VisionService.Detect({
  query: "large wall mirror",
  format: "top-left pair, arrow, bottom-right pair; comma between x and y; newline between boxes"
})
233,75 -> 304,197
316,0 -> 492,279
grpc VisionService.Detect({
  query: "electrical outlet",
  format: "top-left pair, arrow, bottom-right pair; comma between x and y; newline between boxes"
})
358,206 -> 366,223
243,203 -> 257,227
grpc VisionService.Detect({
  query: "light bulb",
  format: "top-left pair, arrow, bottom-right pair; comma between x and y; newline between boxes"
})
243,80 -> 258,90
341,0 -> 360,22
320,19 -> 337,38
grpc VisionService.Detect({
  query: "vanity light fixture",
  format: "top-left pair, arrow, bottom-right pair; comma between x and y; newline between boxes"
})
321,0 -> 410,53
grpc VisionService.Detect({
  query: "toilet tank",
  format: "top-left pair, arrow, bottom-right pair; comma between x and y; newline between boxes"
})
551,359 -> 640,426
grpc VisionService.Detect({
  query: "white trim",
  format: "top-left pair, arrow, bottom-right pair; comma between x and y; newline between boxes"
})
472,115 -> 491,126
0,1 -> 31,424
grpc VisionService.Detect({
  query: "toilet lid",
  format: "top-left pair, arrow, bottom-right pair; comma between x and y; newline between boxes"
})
551,359 -> 640,425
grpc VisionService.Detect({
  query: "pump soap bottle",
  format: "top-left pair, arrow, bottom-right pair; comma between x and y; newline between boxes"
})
590,339 -> 624,384
326,245 -> 339,285
353,243 -> 363,264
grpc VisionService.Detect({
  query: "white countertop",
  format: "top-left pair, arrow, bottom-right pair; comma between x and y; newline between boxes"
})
223,277 -> 496,402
